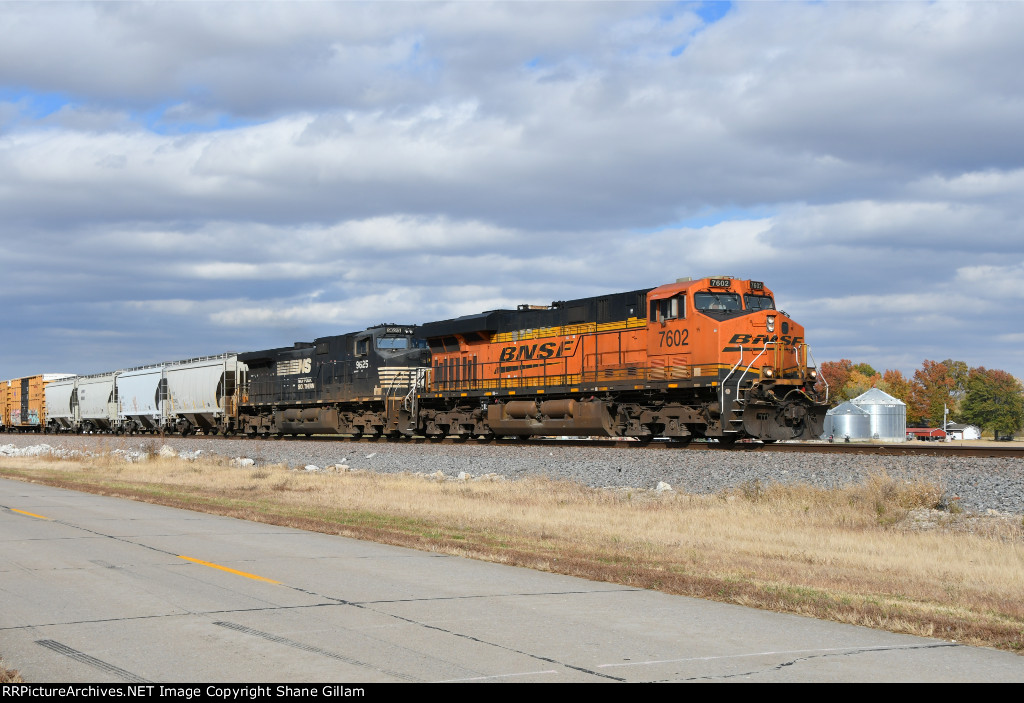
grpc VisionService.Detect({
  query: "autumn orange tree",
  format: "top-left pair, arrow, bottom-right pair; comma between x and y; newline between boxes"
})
908,359 -> 968,426
877,369 -> 911,406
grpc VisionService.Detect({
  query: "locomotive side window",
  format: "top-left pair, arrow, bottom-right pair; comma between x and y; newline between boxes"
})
355,338 -> 369,356
744,294 -> 775,311
694,292 -> 741,312
649,294 -> 686,323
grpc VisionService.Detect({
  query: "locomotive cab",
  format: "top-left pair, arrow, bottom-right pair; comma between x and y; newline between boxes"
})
644,276 -> 825,441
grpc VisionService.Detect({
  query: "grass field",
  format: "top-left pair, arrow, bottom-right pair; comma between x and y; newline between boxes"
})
1,446 -> 1022,661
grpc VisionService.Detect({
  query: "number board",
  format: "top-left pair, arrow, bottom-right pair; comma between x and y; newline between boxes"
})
709,278 -> 731,288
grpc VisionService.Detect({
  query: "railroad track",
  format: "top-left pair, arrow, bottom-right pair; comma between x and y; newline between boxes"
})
9,430 -> 1019,459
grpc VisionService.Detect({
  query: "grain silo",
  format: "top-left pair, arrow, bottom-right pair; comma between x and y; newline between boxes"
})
850,388 -> 907,442
823,401 -> 871,441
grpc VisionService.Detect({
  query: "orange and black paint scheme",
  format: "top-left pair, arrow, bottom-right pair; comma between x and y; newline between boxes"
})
415,276 -> 827,442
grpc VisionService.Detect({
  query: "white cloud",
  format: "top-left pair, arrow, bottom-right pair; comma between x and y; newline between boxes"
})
3,2 -> 1024,381
954,261 -> 1024,298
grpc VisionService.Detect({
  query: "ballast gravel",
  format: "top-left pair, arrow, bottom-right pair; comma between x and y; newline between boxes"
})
2,435 -> 1023,516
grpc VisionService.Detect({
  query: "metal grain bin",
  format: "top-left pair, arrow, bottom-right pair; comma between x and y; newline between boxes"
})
823,401 -> 871,441
850,388 -> 907,442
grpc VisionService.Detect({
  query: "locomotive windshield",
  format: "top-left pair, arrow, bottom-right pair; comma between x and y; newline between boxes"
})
694,292 -> 742,312
743,294 -> 775,311
376,336 -> 428,350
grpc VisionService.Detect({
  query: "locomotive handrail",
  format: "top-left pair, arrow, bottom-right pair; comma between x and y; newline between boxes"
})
735,339 -> 771,401
719,346 -> 745,419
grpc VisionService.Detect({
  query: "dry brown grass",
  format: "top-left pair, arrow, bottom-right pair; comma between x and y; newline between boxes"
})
2,449 -> 1022,654
0,658 -> 24,684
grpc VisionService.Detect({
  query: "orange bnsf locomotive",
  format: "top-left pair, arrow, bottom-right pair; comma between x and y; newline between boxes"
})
413,276 -> 827,442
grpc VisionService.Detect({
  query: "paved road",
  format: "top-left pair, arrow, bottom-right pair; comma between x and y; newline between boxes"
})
1,477 -> 1022,683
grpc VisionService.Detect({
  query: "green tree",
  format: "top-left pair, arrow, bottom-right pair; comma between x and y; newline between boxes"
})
959,368 -> 1024,437
853,363 -> 878,377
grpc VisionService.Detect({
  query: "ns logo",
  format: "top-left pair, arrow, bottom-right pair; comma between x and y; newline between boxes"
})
277,358 -> 313,376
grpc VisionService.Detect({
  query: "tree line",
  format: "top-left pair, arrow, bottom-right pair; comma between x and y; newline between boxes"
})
814,359 -> 1024,437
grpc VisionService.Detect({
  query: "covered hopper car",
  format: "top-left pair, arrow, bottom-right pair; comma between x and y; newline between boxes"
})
33,355 -> 246,436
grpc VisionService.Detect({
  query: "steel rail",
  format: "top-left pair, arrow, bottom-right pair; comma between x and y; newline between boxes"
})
3,427 -> 1021,458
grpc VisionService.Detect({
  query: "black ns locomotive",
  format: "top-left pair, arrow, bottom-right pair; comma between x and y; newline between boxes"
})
238,324 -> 429,437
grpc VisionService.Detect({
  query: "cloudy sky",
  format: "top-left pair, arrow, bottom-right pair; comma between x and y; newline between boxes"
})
3,1 -> 1023,381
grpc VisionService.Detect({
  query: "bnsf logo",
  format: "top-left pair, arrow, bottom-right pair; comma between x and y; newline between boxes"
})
277,358 -> 312,376
498,340 -> 575,362
728,334 -> 804,346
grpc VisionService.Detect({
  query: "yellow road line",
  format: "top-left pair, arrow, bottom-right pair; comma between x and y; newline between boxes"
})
177,555 -> 281,584
10,508 -> 49,520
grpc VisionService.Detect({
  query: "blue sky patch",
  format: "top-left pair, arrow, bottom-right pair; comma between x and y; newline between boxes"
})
0,88 -> 73,119
695,1 -> 732,25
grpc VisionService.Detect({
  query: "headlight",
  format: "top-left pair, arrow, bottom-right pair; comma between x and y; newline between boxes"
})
766,315 -> 775,333
762,367 -> 774,378
809,368 -> 817,380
